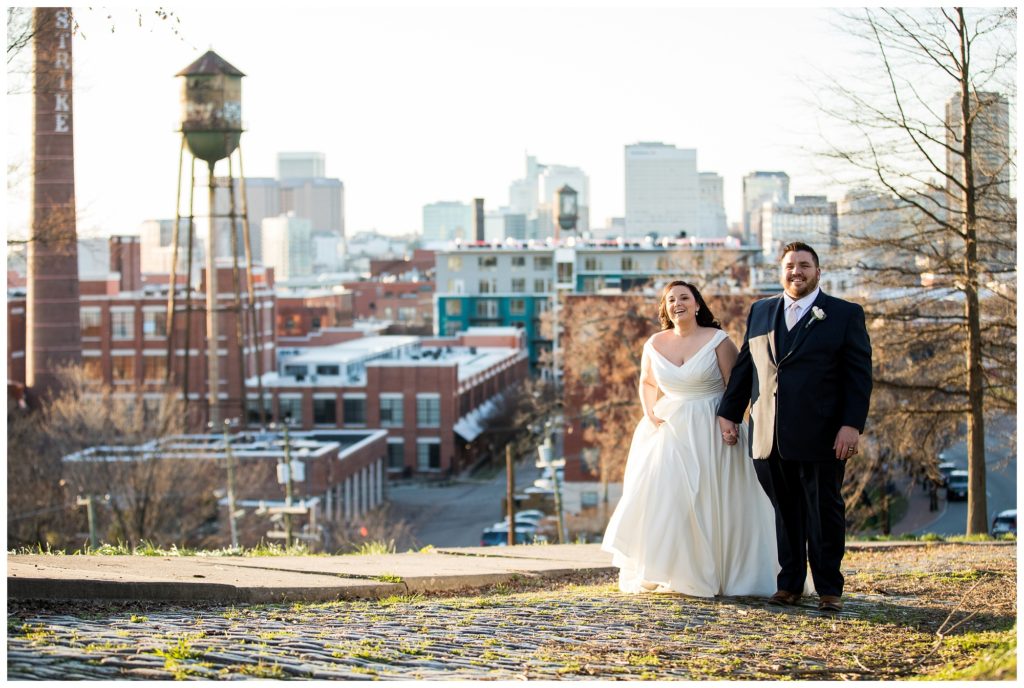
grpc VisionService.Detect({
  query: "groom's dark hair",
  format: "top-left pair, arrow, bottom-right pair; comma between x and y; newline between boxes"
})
658,280 -> 722,330
780,241 -> 819,267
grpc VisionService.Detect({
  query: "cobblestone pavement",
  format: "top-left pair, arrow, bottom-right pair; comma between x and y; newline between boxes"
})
7,545 -> 1016,680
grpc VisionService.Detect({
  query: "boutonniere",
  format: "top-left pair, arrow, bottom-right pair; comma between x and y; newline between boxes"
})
806,306 -> 826,328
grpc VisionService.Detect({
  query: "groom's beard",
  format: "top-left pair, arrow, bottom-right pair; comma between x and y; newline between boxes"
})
784,272 -> 819,298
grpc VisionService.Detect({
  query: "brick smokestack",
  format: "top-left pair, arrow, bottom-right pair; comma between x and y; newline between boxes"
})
26,7 -> 82,400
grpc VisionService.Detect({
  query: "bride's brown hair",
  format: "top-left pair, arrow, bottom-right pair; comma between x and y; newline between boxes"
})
658,280 -> 722,330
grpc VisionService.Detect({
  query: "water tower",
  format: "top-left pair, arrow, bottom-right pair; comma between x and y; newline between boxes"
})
165,50 -> 267,428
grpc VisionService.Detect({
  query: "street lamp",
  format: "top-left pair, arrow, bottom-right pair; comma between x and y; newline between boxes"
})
210,417 -> 241,549
532,420 -> 567,544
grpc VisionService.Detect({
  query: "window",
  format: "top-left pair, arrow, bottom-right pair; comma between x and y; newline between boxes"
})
284,364 -> 308,379
143,310 -> 167,338
511,256 -> 525,267
447,256 -> 462,270
510,299 -> 526,316
581,491 -> 600,508
534,256 -> 552,270
379,394 -> 403,427
111,310 -> 134,340
316,364 -> 340,376
557,262 -> 573,282
311,316 -> 321,330
478,256 -> 498,269
81,307 -> 102,338
111,355 -> 134,383
398,306 -> 417,322
387,440 -> 405,470
621,256 -> 636,271
511,278 -> 526,293
246,396 -> 273,426
417,394 -> 441,428
416,439 -> 442,471
657,256 -> 671,271
343,394 -> 367,426
584,257 -> 600,271
475,300 -> 498,318
279,396 -> 303,425
82,355 -> 103,382
478,278 -> 497,294
445,300 -> 462,316
313,396 -> 337,425
534,278 -> 550,293
143,355 -> 166,382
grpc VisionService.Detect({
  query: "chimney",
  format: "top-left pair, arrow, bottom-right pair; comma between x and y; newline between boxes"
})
474,198 -> 485,242
26,7 -> 82,401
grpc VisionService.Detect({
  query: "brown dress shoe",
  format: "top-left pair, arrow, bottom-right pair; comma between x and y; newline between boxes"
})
768,590 -> 801,606
818,595 -> 843,612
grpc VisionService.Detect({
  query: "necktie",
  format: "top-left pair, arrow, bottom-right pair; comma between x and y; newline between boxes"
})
786,302 -> 801,331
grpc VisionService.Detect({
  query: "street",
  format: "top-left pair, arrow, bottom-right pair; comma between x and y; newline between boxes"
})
387,456 -> 543,547
913,413 -> 1017,536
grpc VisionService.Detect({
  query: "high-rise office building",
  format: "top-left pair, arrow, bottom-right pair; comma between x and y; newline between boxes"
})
761,195 -> 837,260
262,214 -> 313,281
423,201 -> 474,242
945,91 -> 1010,209
697,172 -> 728,238
278,152 -> 326,179
139,218 -> 206,279
743,171 -> 790,247
624,142 -> 698,238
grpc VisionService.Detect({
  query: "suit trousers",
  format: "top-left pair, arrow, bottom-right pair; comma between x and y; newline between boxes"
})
753,452 -> 847,597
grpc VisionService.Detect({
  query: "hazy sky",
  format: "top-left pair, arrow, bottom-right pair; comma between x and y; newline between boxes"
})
8,4 -> 892,239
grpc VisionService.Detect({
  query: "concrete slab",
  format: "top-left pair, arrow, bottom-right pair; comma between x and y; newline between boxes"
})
7,557 -> 403,604
6,545 -> 617,604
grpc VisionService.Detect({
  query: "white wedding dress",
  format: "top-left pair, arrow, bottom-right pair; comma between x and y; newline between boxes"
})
601,329 -> 779,597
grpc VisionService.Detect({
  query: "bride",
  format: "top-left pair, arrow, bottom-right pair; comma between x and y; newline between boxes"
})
601,280 -> 778,597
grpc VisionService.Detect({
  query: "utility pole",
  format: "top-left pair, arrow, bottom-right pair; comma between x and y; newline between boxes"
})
506,444 -> 516,546
76,495 -> 98,550
283,423 -> 294,549
222,420 -> 239,549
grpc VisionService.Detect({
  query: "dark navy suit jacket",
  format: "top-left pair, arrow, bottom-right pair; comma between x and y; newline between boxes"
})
718,291 -> 872,461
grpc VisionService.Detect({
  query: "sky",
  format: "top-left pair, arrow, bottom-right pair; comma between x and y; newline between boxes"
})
3,3 -> 963,240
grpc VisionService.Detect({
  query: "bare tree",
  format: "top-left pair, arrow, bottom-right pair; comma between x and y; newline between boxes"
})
7,366 -> 219,549
818,8 -> 1016,533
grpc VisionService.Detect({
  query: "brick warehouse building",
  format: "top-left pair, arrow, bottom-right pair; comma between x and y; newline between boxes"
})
251,327 -> 528,477
63,429 -> 389,549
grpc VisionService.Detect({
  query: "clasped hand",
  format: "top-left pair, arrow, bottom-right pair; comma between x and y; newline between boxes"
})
717,417 -> 739,446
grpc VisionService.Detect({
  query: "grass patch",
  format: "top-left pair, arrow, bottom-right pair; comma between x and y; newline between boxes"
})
918,628 -> 1017,680
354,539 -> 397,556
375,573 -> 403,584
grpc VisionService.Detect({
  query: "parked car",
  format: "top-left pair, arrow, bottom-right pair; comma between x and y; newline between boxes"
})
946,470 -> 969,501
991,509 -> 1016,536
493,514 -> 544,529
937,461 -> 958,486
480,525 -> 546,546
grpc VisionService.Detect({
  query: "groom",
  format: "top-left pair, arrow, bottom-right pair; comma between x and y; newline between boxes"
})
717,242 -> 872,612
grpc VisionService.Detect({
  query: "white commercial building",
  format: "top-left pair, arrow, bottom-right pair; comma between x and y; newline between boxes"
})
139,218 -> 206,279
760,195 -> 838,263
422,201 -> 473,242
278,152 -> 327,179
262,214 -> 314,281
697,172 -> 728,238
624,142 -> 699,238
742,171 -> 790,248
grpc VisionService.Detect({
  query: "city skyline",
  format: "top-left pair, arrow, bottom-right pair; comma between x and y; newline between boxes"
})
5,5 -> 958,241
